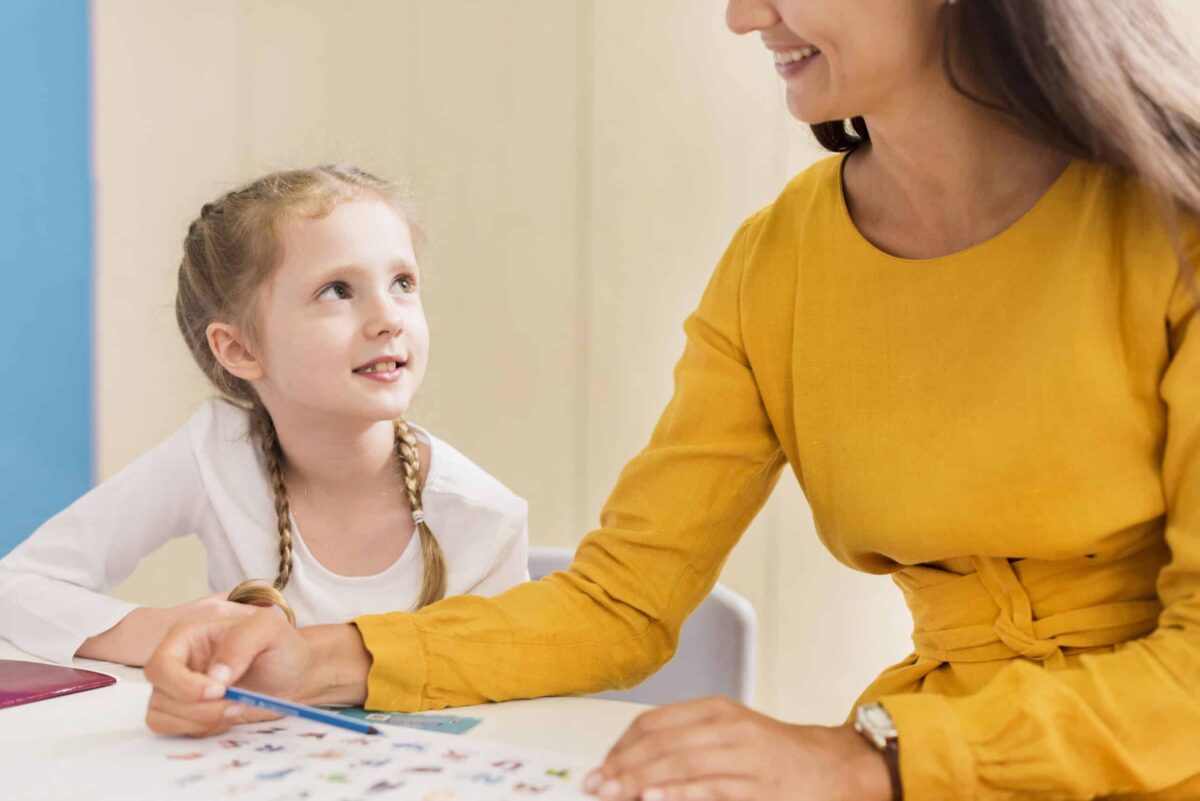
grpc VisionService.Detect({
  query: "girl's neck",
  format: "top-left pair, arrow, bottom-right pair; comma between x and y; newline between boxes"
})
263,403 -> 401,501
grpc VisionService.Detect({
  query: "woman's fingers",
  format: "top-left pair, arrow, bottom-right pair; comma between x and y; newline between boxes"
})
143,607 -> 316,737
145,683 -> 283,738
585,698 -> 779,800
641,778 -> 759,801
603,720 -> 730,777
145,690 -> 238,737
206,608 -> 305,689
588,743 -> 748,801
144,618 -> 236,704
603,696 -> 734,762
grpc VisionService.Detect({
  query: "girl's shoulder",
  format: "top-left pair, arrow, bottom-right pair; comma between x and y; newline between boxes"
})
408,423 -> 527,524
183,397 -> 258,457
181,398 -> 270,510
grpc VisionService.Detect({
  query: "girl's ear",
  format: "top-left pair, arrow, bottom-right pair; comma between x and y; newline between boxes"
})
206,322 -> 265,382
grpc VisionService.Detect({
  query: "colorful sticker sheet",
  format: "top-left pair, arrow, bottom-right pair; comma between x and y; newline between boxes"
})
24,716 -> 593,800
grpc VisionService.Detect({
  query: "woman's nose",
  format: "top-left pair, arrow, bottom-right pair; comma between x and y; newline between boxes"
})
726,0 -> 779,35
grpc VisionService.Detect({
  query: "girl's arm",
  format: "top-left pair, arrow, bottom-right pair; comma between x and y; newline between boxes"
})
0,424 -> 208,664
77,593 -> 255,666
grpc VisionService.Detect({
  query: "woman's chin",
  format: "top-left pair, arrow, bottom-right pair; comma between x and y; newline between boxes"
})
785,94 -> 846,127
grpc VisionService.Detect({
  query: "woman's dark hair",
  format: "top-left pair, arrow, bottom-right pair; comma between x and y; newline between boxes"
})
813,0 -> 1200,222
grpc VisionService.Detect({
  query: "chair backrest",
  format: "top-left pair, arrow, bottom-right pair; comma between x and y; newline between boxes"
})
527,546 -> 756,706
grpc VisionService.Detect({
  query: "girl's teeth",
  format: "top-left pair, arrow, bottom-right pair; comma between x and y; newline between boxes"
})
361,361 -> 398,373
773,46 -> 820,65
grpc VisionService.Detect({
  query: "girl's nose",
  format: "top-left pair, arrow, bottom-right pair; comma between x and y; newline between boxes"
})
726,0 -> 779,35
365,296 -> 405,338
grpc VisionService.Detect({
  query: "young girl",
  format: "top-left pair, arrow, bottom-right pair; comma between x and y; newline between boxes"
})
0,165 -> 530,666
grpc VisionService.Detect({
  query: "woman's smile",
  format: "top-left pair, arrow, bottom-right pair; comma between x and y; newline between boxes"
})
770,45 -> 822,79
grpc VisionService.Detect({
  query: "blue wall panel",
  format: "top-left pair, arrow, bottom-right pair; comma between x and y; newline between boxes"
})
0,1 -> 93,556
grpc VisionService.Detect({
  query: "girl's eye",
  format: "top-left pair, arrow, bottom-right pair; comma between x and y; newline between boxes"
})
317,282 -> 351,301
392,275 -> 417,294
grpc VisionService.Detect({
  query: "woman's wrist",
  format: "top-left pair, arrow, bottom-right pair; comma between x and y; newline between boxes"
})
837,722 -> 897,801
297,623 -> 372,707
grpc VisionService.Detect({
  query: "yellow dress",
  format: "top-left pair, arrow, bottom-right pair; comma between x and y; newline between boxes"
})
354,155 -> 1200,799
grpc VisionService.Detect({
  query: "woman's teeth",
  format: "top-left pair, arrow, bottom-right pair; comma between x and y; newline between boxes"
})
356,361 -> 399,373
773,46 -> 821,65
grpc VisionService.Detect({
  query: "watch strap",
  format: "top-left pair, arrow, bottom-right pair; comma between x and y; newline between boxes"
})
882,735 -> 902,801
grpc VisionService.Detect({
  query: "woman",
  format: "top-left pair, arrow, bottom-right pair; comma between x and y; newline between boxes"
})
143,0 -> 1200,798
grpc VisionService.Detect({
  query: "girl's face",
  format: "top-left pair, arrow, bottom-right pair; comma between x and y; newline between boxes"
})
726,0 -> 945,124
250,197 -> 429,425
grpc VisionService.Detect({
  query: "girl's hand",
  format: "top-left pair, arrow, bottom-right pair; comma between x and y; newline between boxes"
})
583,696 -> 893,801
76,593 -> 257,666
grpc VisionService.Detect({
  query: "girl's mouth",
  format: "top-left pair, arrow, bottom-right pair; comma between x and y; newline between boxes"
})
353,360 -> 406,382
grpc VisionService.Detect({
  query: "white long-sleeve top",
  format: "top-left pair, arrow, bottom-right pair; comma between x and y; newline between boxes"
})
0,399 -> 531,664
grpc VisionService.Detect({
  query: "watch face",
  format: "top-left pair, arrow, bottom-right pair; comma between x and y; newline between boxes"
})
859,703 -> 898,739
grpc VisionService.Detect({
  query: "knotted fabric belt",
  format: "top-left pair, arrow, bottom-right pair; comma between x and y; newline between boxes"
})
894,552 -> 1164,667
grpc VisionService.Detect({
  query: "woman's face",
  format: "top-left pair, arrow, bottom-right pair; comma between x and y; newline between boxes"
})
726,0 -> 946,124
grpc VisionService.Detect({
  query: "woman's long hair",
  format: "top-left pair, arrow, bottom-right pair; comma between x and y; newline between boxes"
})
813,1 -> 1200,226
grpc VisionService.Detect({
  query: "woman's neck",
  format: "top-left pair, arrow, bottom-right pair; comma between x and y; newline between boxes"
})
844,68 -> 1072,258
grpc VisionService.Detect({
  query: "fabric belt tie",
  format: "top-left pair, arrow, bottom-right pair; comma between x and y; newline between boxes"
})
896,554 -> 1163,668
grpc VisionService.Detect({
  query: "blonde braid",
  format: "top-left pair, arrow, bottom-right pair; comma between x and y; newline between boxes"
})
226,407 -> 297,625
395,418 -> 447,608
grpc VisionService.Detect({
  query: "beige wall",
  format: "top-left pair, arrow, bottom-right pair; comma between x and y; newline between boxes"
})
94,1 -> 1199,723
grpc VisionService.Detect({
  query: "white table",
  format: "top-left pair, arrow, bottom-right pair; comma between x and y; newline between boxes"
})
0,638 -> 648,780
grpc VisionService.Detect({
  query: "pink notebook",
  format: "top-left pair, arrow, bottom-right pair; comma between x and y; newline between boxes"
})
0,659 -> 116,709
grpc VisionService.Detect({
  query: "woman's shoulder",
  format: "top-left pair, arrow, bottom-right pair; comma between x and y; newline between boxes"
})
411,425 -> 527,524
1067,158 -> 1200,279
731,154 -> 847,249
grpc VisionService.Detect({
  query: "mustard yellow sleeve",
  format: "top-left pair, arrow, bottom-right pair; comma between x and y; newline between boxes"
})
881,253 -> 1200,799
353,216 -> 786,711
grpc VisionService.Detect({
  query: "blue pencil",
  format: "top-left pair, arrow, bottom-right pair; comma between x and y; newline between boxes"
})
224,687 -> 383,736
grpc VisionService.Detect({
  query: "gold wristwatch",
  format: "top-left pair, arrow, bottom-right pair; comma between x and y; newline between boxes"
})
853,702 -> 902,801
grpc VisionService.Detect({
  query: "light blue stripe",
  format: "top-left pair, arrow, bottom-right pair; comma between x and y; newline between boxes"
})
0,0 -> 93,556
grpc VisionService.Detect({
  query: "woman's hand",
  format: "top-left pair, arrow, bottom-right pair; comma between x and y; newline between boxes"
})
144,610 -> 371,737
583,696 -> 893,801
76,593 -> 257,666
